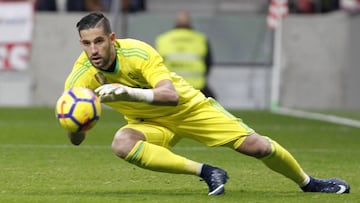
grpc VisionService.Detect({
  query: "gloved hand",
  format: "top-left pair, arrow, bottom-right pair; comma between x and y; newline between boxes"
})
94,83 -> 153,103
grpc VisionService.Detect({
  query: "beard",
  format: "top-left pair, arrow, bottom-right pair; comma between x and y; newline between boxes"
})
91,56 -> 110,70
90,50 -> 112,70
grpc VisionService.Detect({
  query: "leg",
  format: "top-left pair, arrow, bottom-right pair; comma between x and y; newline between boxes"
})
173,97 -> 349,194
112,127 -> 201,174
236,133 -> 350,193
236,133 -> 309,185
111,128 -> 145,158
112,126 -> 228,195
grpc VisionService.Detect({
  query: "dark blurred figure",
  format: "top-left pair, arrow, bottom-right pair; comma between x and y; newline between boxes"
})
156,11 -> 216,98
122,0 -> 146,13
67,0 -> 104,12
36,0 -> 57,11
288,0 -> 339,13
96,0 -> 146,13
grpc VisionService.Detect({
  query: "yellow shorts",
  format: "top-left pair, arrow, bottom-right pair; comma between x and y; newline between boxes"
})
121,98 -> 254,150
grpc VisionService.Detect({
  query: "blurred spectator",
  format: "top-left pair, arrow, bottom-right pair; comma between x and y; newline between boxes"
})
33,0 -> 147,13
100,0 -> 112,11
319,0 -> 340,12
67,0 -> 104,12
289,0 -> 340,13
297,0 -> 315,13
155,11 -> 216,98
122,0 -> 146,13
36,0 -> 57,11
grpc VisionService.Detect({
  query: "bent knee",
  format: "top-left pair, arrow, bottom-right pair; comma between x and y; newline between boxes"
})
236,133 -> 272,158
111,134 -> 127,158
112,128 -> 145,158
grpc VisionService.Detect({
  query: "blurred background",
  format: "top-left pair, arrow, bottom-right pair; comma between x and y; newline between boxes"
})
1,0 -> 360,111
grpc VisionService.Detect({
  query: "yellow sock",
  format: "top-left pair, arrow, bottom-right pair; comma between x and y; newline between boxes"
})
261,137 -> 308,185
125,141 -> 202,175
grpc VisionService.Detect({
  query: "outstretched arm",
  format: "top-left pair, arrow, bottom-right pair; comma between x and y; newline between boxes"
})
95,79 -> 179,106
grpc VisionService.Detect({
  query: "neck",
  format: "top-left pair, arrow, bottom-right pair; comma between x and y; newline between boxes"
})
100,47 -> 116,72
103,57 -> 116,72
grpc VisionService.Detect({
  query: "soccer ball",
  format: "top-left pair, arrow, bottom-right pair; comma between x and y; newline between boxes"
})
55,87 -> 101,133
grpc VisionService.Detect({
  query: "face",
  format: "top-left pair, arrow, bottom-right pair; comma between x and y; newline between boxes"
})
79,27 -> 115,70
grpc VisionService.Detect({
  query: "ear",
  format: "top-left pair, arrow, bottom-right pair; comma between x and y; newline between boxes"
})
110,32 -> 116,42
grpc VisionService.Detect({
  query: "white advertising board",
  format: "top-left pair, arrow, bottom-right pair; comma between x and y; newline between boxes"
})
0,1 -> 34,71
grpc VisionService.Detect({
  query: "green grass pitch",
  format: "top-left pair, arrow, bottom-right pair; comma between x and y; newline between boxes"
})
0,107 -> 359,203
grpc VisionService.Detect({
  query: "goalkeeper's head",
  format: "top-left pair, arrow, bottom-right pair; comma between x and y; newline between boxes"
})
76,12 -> 116,71
76,12 -> 112,36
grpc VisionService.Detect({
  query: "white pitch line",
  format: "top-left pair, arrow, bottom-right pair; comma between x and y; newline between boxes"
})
272,107 -> 360,128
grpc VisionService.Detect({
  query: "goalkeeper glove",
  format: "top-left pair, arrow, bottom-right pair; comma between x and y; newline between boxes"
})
94,83 -> 154,103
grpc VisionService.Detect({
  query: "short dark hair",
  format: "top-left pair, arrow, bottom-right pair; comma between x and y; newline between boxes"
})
76,12 -> 112,35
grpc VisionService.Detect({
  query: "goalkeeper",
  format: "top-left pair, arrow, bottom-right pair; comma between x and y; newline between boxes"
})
63,12 -> 350,195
